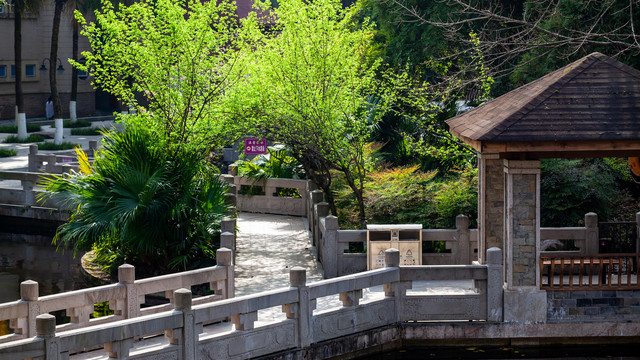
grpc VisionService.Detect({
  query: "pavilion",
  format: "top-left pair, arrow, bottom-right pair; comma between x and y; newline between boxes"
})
446,52 -> 640,321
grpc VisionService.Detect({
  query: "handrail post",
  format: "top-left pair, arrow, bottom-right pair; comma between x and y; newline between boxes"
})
383,249 -> 410,322
456,215 -> 470,264
88,139 -> 98,158
116,264 -> 139,319
284,267 -> 312,348
28,145 -> 39,172
585,212 -> 599,255
37,314 -> 63,360
19,280 -> 39,337
169,288 -> 196,360
309,190 -> 324,246
323,215 -> 339,278
486,247 -> 504,322
214,248 -> 234,299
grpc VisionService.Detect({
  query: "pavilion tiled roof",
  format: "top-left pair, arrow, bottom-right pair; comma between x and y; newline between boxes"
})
446,52 -> 640,143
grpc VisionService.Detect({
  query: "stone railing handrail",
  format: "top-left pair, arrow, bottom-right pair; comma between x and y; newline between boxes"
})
230,173 -> 309,216
306,188 -> 608,278
0,248 -> 234,345
0,170 -> 59,208
0,248 -> 503,360
27,141 -> 98,174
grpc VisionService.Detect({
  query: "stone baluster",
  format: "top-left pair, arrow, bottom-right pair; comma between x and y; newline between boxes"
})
28,145 -> 39,172
585,212 -> 599,255
88,140 -> 98,158
282,267 -> 312,347
165,289 -> 197,360
45,154 -> 57,173
486,247 -> 504,322
383,249 -> 411,322
323,215 -> 339,278
105,337 -> 133,359
37,314 -> 65,360
220,232 -> 235,256
221,217 -> 236,237
22,178 -> 34,207
339,289 -> 363,307
67,304 -> 93,325
230,312 -> 257,331
109,264 -> 139,319
12,280 -> 39,337
309,190 -> 324,247
456,215 -> 470,264
211,248 -> 234,299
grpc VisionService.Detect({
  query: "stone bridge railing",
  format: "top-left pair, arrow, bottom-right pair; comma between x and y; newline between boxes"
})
306,189 -> 614,278
0,248 -> 503,360
27,141 -> 98,174
0,248 -> 234,345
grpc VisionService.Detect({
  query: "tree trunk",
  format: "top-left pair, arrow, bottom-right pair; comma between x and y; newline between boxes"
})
14,0 -> 27,140
70,5 -> 78,123
50,0 -> 68,144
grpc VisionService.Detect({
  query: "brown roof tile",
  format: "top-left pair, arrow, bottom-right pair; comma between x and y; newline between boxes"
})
446,52 -> 640,143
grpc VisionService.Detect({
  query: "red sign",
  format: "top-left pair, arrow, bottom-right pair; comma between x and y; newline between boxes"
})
244,138 -> 267,155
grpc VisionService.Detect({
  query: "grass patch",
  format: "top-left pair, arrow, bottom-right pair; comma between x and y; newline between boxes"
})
37,142 -> 76,150
71,127 -> 102,136
0,124 -> 42,133
3,134 -> 45,143
0,149 -> 17,157
59,120 -> 92,128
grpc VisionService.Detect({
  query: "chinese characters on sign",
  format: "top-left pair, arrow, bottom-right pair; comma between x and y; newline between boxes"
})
244,138 -> 267,155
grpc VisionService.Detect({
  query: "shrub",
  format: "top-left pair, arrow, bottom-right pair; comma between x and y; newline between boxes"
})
3,134 -> 45,143
39,120 -> 231,276
0,124 -> 42,133
37,142 -> 76,150
0,149 -> 17,157
59,120 -> 92,128
71,128 -> 102,136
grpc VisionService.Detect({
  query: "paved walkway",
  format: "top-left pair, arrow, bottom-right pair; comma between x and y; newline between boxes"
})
234,212 -> 324,296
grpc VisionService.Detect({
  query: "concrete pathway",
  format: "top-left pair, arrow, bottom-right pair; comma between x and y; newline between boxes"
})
234,212 -> 324,296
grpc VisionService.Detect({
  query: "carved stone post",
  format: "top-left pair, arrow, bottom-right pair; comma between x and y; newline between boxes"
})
585,212 -> 599,255
283,267 -> 312,347
456,215 -> 470,264
19,280 -> 39,337
37,314 -> 63,360
323,215 -> 339,279
486,247 -> 504,322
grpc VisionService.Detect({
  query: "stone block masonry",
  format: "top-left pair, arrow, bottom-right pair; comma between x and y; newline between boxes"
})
547,290 -> 640,321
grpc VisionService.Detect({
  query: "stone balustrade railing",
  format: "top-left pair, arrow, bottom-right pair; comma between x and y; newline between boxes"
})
306,189 -> 614,278
0,248 -> 234,345
0,248 -> 504,360
27,141 -> 99,174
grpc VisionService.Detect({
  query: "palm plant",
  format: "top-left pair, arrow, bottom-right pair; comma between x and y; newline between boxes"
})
39,118 -> 231,275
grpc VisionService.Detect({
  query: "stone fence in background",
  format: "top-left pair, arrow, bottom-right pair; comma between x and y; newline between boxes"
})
0,248 -> 234,345
306,188 -> 617,278
27,141 -> 98,173
0,248 -> 504,360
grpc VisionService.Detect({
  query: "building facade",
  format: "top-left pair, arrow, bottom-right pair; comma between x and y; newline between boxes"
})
0,2 -> 101,120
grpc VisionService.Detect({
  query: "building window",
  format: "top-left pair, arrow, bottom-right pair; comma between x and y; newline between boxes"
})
25,64 -> 35,77
0,65 -> 6,78
0,5 -> 5,14
10,65 -> 15,78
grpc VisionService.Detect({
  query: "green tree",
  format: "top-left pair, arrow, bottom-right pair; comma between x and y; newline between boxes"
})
39,119 -> 231,274
224,0 -> 382,227
75,0 -> 249,155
